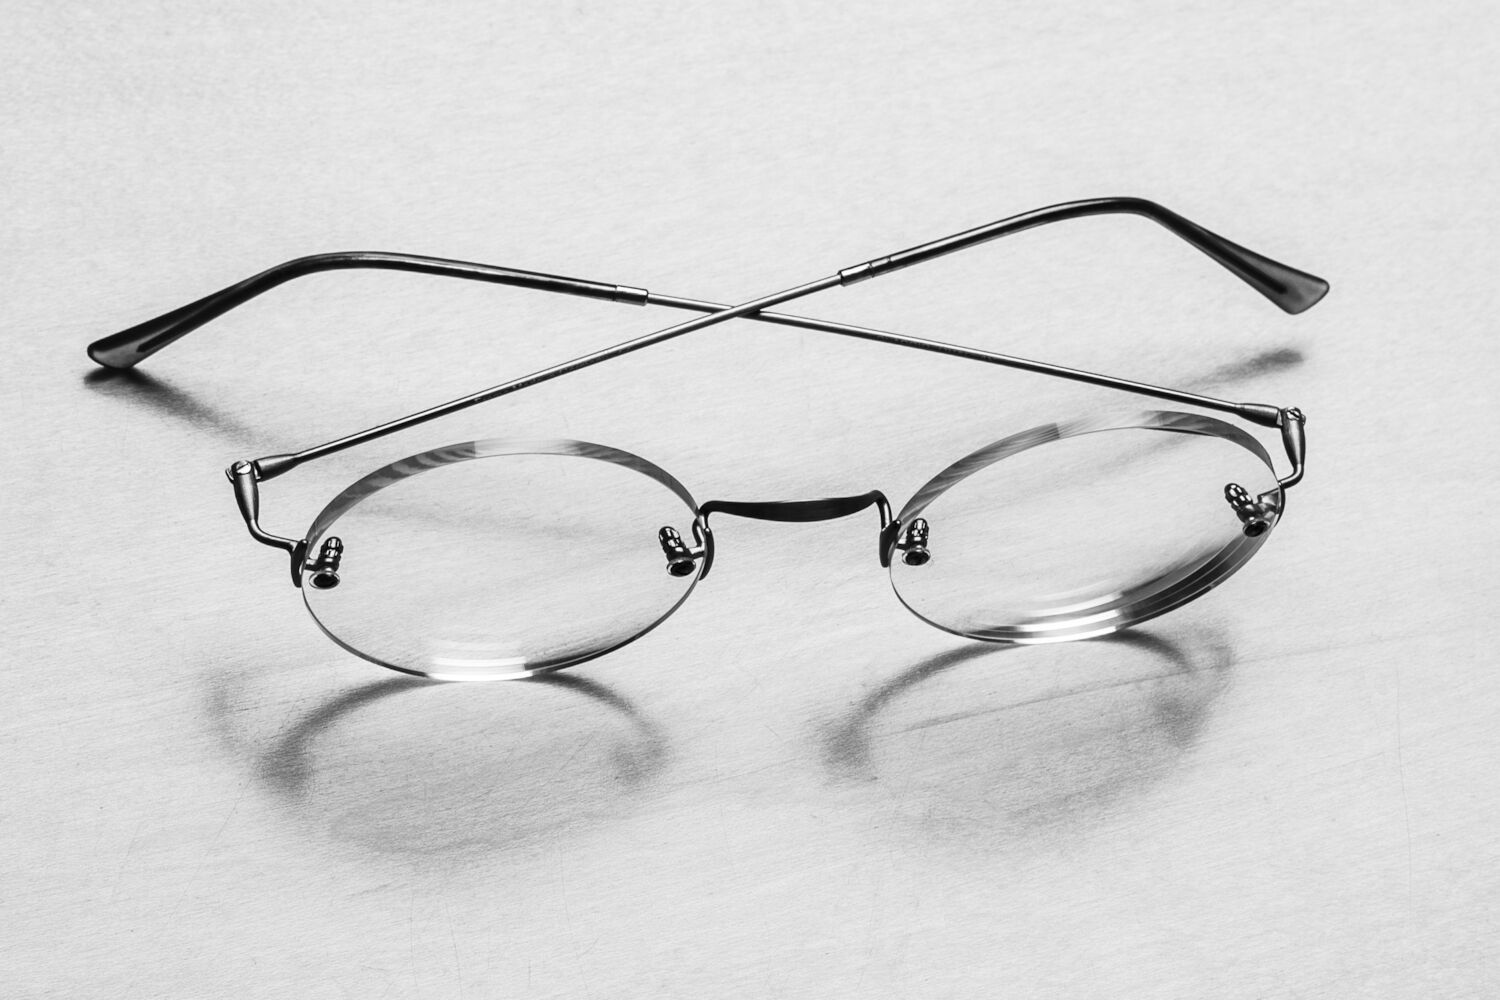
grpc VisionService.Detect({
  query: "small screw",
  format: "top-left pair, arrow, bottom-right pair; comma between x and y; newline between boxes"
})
307,536 -> 343,589
1224,484 -> 1272,538
897,518 -> 931,566
658,526 -> 701,577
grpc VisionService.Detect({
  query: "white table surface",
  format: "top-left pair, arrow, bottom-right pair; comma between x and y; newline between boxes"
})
3,2 -> 1497,996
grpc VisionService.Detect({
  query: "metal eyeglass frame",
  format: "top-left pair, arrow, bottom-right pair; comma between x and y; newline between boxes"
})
89,197 -> 1323,674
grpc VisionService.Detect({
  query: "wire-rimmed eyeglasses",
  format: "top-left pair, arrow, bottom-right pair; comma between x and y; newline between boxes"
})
89,197 -> 1324,681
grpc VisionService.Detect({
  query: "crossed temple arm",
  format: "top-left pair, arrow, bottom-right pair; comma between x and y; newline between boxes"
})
89,197 -> 1327,479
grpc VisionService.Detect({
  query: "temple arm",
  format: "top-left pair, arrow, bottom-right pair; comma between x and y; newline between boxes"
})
88,197 -> 1326,370
836,197 -> 1328,314
90,197 -> 1325,489
87,254 -> 650,369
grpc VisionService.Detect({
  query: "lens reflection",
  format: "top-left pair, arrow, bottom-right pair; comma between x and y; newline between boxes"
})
303,440 -> 701,680
891,413 -> 1281,642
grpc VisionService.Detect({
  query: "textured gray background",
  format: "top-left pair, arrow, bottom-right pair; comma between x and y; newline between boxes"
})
3,2 -> 1497,997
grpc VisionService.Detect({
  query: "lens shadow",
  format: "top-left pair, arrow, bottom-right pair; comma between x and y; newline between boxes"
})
818,626 -> 1233,844
206,667 -> 668,857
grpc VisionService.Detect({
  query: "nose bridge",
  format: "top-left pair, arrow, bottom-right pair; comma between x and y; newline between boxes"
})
695,490 -> 903,571
698,490 -> 892,526
658,489 -> 935,579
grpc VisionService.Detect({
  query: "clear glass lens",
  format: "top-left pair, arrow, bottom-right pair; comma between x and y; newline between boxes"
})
890,416 -> 1281,643
303,442 -> 701,680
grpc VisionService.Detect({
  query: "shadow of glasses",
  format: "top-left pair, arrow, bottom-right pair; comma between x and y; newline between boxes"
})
205,667 -> 669,858
819,625 -> 1234,845
82,367 -> 276,451
1194,346 -> 1303,387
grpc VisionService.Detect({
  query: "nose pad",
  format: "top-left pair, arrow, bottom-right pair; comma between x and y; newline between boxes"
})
307,536 -> 343,589
1224,483 -> 1276,538
896,518 -> 931,566
657,526 -> 703,577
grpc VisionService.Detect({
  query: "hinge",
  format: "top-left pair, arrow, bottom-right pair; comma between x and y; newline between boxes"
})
226,459 -> 308,586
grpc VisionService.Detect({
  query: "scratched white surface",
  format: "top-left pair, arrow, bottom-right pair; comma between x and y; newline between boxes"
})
3,3 -> 1498,997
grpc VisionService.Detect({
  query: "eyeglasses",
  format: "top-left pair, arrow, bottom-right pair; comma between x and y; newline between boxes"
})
90,197 -> 1324,681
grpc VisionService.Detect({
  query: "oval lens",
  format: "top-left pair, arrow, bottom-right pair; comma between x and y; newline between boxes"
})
302,440 -> 701,680
890,412 -> 1282,643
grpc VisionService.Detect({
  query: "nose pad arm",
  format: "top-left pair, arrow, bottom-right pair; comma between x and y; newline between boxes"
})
1224,482 -> 1278,537
657,526 -> 701,577
306,536 -> 344,589
879,515 -> 931,567
657,516 -> 715,579
895,518 -> 931,565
